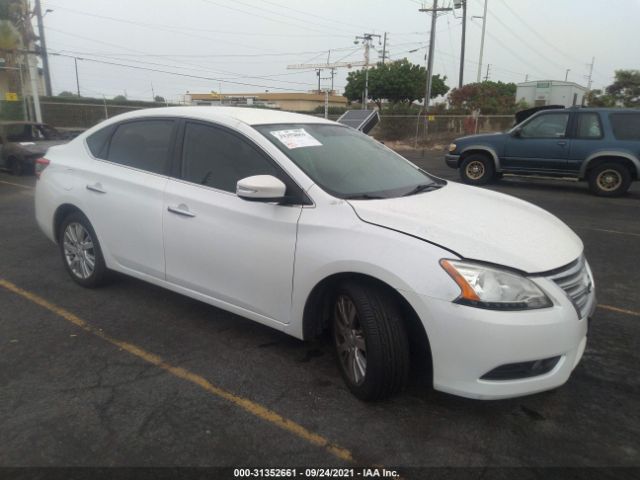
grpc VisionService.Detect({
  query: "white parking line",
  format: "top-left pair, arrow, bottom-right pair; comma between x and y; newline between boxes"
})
0,180 -> 33,189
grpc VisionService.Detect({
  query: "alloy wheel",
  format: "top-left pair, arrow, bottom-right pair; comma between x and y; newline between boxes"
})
465,160 -> 485,180
596,169 -> 622,192
334,294 -> 367,385
63,222 -> 96,279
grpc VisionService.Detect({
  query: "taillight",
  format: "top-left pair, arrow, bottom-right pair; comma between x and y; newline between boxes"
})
35,157 -> 50,179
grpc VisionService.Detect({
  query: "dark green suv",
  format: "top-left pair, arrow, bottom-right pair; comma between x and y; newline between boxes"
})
445,108 -> 640,196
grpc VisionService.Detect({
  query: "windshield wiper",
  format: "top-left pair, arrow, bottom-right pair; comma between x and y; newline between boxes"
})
343,193 -> 386,200
402,183 -> 443,197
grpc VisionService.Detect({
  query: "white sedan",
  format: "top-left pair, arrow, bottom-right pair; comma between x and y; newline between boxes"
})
35,107 -> 595,401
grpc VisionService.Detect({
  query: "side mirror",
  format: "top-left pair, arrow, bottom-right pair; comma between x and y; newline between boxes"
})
236,175 -> 286,202
512,128 -> 522,138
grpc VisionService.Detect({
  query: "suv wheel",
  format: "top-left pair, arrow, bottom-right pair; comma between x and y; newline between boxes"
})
588,163 -> 631,197
58,212 -> 109,288
332,281 -> 410,401
460,154 -> 495,185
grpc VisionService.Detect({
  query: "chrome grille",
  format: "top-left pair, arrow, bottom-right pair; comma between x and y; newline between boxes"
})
547,256 -> 595,319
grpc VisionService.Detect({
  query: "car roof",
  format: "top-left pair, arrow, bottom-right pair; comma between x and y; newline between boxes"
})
106,106 -> 336,127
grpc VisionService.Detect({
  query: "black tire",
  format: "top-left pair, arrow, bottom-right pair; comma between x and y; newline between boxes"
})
459,153 -> 496,185
587,162 -> 632,197
331,281 -> 410,401
9,157 -> 23,176
58,211 -> 109,288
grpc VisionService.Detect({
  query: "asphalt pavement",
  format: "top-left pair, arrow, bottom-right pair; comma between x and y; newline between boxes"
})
0,152 -> 638,477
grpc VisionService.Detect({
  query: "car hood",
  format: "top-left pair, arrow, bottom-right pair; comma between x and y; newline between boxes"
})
348,182 -> 583,274
14,140 -> 67,156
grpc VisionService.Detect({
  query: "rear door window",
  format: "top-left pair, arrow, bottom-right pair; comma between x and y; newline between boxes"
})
575,113 -> 603,139
610,113 -> 640,140
106,120 -> 175,175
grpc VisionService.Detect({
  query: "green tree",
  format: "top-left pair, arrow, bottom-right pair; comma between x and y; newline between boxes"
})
448,81 -> 518,114
113,95 -> 127,102
605,69 -> 640,107
585,89 -> 615,107
58,91 -> 79,98
343,59 -> 449,111
154,95 -> 166,103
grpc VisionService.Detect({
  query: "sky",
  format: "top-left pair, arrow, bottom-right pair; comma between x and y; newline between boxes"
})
37,0 -> 640,103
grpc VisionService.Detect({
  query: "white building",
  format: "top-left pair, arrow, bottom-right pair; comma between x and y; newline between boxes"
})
516,80 -> 588,108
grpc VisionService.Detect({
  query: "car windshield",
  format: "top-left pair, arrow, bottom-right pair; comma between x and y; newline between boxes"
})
256,123 -> 441,199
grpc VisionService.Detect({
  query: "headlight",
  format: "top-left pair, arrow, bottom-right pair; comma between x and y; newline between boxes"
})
448,143 -> 457,152
440,259 -> 552,310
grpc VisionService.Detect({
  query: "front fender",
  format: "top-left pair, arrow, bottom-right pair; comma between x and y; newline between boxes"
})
460,145 -> 501,171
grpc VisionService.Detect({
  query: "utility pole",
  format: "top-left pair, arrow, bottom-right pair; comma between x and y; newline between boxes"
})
476,0 -> 489,83
34,0 -> 52,97
74,57 -> 80,97
381,32 -> 387,64
565,69 -> 570,82
483,64 -> 491,81
28,54 -> 42,122
419,1 -> 453,112
585,57 -> 595,90
151,82 -> 155,102
287,59 -> 366,97
525,74 -> 529,82
458,1 -> 467,88
354,33 -> 381,110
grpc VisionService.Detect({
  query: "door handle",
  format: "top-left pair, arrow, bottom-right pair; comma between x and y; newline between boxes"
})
167,204 -> 196,218
86,183 -> 107,194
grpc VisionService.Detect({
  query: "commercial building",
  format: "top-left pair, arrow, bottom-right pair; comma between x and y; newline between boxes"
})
516,80 -> 588,108
185,91 -> 348,112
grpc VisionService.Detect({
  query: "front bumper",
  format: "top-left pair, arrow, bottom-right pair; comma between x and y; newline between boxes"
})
404,278 -> 594,400
445,154 -> 460,169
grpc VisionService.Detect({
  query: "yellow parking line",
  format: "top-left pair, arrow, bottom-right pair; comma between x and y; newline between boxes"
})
0,180 -> 33,189
0,278 -> 354,463
597,304 -> 640,318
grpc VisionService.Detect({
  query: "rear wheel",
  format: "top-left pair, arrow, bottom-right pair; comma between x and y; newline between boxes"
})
58,212 -> 109,288
460,154 -> 495,185
332,281 -> 410,401
587,163 -> 631,197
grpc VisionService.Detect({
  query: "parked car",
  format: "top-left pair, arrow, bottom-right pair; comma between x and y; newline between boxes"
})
445,107 -> 640,196
0,121 -> 68,175
35,107 -> 595,401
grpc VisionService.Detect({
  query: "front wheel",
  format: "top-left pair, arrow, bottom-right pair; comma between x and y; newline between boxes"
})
332,282 -> 410,401
587,163 -> 631,197
58,212 -> 110,288
459,154 -> 496,185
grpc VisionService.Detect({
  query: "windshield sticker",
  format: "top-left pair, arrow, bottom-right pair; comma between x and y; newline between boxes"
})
270,129 -> 322,149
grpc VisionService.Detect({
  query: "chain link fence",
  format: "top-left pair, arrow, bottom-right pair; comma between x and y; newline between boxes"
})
9,102 -> 516,146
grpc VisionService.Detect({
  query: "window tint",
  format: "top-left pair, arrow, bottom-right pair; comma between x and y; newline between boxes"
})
86,125 -> 116,158
182,122 -> 279,192
107,120 -> 174,174
610,113 -> 640,140
576,113 -> 602,139
521,113 -> 569,138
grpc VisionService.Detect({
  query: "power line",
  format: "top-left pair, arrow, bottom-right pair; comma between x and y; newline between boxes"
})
49,52 -> 312,92
44,2 -> 354,38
